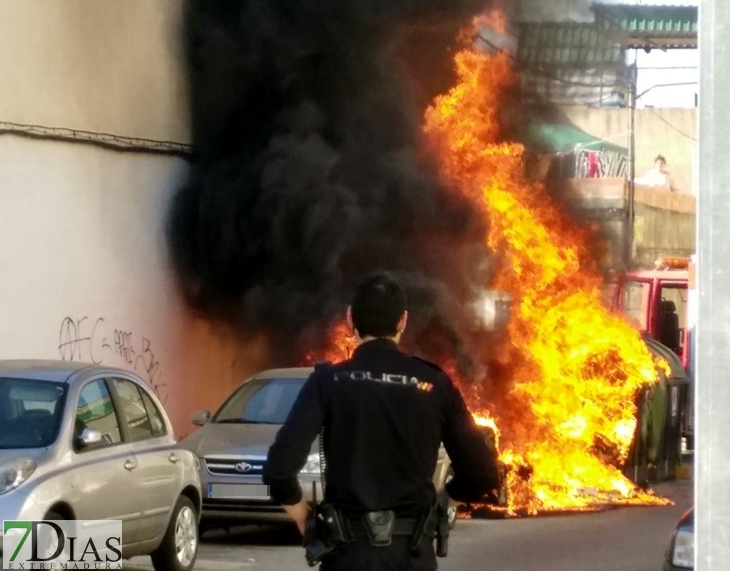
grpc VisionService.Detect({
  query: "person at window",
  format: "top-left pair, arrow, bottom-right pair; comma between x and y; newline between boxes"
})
636,155 -> 679,192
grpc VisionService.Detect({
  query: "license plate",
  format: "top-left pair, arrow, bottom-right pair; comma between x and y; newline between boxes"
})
208,484 -> 270,500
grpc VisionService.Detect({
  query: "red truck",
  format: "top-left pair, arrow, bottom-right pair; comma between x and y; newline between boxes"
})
613,255 -> 695,465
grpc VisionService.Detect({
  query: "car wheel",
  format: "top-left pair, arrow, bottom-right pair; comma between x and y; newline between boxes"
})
150,496 -> 199,571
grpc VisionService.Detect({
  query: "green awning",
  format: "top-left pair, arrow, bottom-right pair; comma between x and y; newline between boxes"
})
523,123 -> 627,155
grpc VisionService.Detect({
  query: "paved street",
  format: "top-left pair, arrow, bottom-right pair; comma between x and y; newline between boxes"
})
125,480 -> 691,571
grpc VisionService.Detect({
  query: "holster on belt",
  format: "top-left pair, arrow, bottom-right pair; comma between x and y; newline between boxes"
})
409,492 -> 451,557
361,510 -> 396,546
306,502 -> 441,562
409,503 -> 439,556
303,503 -> 348,567
435,491 -> 451,558
342,510 -> 424,550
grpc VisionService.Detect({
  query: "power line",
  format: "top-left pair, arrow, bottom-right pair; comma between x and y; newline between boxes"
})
645,108 -> 697,141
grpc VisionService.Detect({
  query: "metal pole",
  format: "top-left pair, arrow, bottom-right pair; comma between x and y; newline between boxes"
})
626,72 -> 636,270
696,0 -> 730,568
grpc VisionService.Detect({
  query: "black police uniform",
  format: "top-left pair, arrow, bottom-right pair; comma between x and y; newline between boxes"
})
262,338 -> 500,570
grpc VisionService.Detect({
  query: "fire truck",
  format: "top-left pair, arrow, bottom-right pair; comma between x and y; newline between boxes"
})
474,255 -> 694,485
612,255 -> 695,482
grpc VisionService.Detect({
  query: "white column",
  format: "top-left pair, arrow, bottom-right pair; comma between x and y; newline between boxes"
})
695,0 -> 730,568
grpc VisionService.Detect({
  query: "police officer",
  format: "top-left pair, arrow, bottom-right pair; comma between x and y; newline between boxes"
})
263,273 -> 500,570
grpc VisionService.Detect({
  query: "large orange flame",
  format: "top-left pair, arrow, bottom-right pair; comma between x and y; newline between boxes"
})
308,33 -> 671,516
422,48 -> 669,513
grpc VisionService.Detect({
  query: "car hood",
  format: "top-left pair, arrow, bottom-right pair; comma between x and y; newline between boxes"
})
0,447 -> 53,465
181,423 -> 319,457
676,507 -> 694,532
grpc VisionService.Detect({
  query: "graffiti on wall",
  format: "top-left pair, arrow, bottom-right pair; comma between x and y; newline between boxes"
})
57,316 -> 168,404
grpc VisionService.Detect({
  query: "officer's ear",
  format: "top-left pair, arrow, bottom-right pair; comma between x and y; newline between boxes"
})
346,306 -> 360,339
397,310 -> 408,335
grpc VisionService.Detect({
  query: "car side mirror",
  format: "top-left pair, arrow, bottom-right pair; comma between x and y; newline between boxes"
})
191,410 -> 211,426
78,427 -> 103,448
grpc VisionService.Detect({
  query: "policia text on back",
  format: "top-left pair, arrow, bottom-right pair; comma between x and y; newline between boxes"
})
262,274 -> 503,570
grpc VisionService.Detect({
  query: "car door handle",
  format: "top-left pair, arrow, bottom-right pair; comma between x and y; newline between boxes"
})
168,453 -> 180,464
124,459 -> 138,471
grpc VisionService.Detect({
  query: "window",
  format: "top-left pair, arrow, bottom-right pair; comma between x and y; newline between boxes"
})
140,390 -> 166,437
112,379 -> 157,441
213,378 -> 305,425
621,281 -> 650,331
657,284 -> 688,358
76,379 -> 122,449
0,379 -> 67,449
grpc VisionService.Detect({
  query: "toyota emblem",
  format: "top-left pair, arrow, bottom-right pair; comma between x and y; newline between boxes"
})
235,462 -> 254,473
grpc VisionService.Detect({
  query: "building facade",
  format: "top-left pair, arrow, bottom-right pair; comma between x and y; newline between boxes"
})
0,0 -> 265,437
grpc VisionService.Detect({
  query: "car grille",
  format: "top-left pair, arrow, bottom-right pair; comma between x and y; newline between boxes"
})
204,456 -> 265,476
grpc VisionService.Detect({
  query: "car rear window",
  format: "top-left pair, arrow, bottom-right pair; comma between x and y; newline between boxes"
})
0,377 -> 67,449
213,378 -> 305,425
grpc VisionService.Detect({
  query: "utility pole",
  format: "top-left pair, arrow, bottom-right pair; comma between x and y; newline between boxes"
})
626,79 -> 697,271
626,74 -> 636,271
696,0 -> 730,568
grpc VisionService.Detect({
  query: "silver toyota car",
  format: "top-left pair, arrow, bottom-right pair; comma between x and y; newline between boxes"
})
0,360 -> 202,571
181,367 -> 457,531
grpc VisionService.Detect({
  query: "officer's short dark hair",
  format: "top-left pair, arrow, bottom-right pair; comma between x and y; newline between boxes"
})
351,273 -> 407,338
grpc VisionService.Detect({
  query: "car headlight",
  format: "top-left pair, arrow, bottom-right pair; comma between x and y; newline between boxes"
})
0,458 -> 37,495
300,453 -> 321,474
672,529 -> 694,568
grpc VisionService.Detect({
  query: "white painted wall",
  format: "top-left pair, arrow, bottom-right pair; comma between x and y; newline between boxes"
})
0,136 -> 269,438
0,0 -> 190,142
0,1 -> 270,438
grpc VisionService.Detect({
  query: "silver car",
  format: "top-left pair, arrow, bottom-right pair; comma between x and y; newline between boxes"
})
181,367 -> 456,530
0,360 -> 202,571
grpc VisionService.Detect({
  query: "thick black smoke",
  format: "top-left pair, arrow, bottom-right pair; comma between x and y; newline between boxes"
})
169,0 -> 496,366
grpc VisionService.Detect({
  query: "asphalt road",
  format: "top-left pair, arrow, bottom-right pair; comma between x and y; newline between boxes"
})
125,480 -> 692,571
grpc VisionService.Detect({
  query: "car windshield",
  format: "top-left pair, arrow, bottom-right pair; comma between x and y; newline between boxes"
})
0,377 -> 68,449
621,279 -> 651,331
213,378 -> 305,425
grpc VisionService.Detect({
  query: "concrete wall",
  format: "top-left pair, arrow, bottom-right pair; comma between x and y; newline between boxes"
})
633,184 -> 696,267
0,0 -> 190,142
0,137 -> 272,437
0,1 -> 265,438
565,178 -> 696,271
559,105 -> 698,195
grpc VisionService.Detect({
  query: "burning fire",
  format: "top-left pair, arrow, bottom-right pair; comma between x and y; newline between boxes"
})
304,321 -> 358,365
309,23 -> 672,516
421,44 -> 670,513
